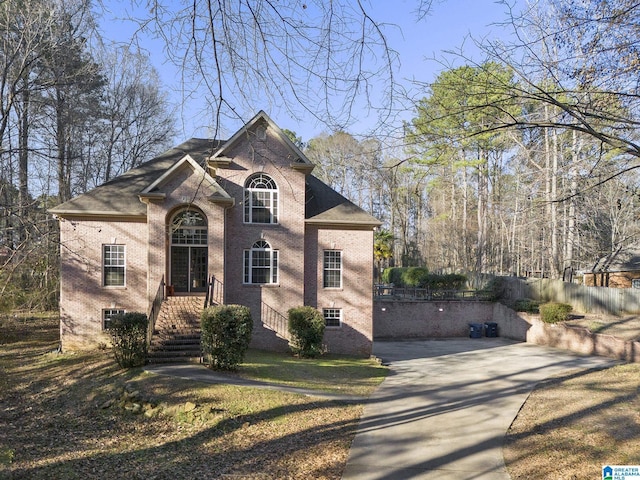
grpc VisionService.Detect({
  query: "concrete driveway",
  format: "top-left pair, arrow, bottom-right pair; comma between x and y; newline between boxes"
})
342,338 -> 617,480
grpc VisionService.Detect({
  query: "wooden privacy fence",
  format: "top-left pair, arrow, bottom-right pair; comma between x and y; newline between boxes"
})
502,277 -> 640,315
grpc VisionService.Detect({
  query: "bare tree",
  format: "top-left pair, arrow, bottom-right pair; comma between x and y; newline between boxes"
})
86,45 -> 175,189
305,131 -> 382,211
126,0 -> 431,136
474,0 -> 640,182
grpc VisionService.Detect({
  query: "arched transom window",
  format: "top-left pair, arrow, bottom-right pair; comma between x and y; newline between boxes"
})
244,173 -> 278,224
244,240 -> 278,284
171,210 -> 207,245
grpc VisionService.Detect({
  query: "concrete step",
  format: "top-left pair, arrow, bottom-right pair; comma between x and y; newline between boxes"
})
151,334 -> 200,343
154,327 -> 201,334
149,345 -> 201,354
150,344 -> 201,353
148,295 -> 207,364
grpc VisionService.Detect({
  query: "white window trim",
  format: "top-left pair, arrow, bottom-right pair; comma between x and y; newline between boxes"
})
243,240 -> 279,285
323,250 -> 342,289
103,244 -> 126,287
244,174 -> 279,224
102,308 -> 125,330
323,308 -> 342,328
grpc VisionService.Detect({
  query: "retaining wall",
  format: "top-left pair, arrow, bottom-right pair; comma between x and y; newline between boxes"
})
373,300 -> 640,362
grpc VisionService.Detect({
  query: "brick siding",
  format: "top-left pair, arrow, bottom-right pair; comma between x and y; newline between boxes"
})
57,119 -> 376,356
59,218 -> 148,350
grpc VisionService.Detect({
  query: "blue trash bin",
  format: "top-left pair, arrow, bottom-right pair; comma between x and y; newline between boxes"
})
484,322 -> 498,337
469,323 -> 483,338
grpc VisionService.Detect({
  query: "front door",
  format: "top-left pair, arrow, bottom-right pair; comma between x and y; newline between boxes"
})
171,246 -> 207,293
170,209 -> 208,293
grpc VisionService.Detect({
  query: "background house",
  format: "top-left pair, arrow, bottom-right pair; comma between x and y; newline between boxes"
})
50,111 -> 380,357
584,245 -> 640,288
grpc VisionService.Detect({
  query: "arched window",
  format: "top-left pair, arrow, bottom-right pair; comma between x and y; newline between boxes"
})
244,173 -> 278,224
244,240 -> 278,284
169,209 -> 208,293
170,209 -> 207,245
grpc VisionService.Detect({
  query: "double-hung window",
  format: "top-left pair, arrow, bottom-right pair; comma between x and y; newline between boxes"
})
323,250 -> 342,288
244,174 -> 278,224
103,245 -> 125,286
244,240 -> 278,284
323,308 -> 342,328
103,308 -> 125,330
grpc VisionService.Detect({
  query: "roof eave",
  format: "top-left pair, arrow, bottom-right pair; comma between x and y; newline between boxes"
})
208,195 -> 235,207
50,211 -> 147,221
291,162 -> 315,174
139,193 -> 166,204
305,218 -> 382,228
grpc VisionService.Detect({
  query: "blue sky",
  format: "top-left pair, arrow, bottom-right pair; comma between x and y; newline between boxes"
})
98,0 -> 522,142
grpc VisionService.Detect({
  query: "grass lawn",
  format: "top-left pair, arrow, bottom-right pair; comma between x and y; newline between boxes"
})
505,313 -> 640,479
3,313 -> 640,480
0,314 -> 386,479
505,362 -> 640,479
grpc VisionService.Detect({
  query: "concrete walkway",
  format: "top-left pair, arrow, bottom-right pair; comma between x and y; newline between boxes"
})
144,363 -> 363,401
341,338 -> 617,480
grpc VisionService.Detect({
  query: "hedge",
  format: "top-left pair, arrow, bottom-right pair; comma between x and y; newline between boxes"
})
288,306 -> 325,358
201,305 -> 253,370
109,312 -> 148,369
539,302 -> 573,324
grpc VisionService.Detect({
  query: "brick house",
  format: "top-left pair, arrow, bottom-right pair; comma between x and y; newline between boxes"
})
50,111 -> 380,357
583,245 -> 640,288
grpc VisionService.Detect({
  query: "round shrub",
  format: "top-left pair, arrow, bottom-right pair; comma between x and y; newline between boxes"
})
381,267 -> 406,286
539,302 -> 573,324
201,305 -> 253,371
403,267 -> 430,287
287,306 -> 325,358
109,312 -> 148,369
417,273 -> 467,290
514,298 -> 540,313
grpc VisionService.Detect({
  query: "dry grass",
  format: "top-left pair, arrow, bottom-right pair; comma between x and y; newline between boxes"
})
505,363 -> 640,479
5,313 -> 640,480
566,313 -> 640,341
0,315 -> 385,480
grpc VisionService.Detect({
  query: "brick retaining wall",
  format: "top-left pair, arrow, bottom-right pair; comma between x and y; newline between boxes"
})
373,300 -> 640,362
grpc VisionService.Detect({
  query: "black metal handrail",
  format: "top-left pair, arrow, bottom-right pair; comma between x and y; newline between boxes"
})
147,275 -> 165,346
204,275 -> 224,308
373,284 -> 492,301
261,302 -> 289,340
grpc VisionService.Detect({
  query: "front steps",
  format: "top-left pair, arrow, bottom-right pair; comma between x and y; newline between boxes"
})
147,295 -> 205,364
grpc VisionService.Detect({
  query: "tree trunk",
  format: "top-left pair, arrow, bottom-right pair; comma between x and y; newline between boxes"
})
56,91 -> 70,202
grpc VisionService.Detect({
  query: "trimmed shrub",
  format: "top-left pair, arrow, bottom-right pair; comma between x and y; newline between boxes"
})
403,267 -> 430,287
109,312 -> 148,369
539,302 -> 573,324
201,305 -> 253,371
381,267 -> 406,286
513,298 -> 540,313
412,273 -> 467,290
381,268 -> 467,291
288,306 -> 325,358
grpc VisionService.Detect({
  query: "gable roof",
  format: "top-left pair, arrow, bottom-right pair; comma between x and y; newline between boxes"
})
210,110 -> 314,173
49,112 -> 381,228
49,139 -> 223,218
592,244 -> 640,272
305,175 -> 381,227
